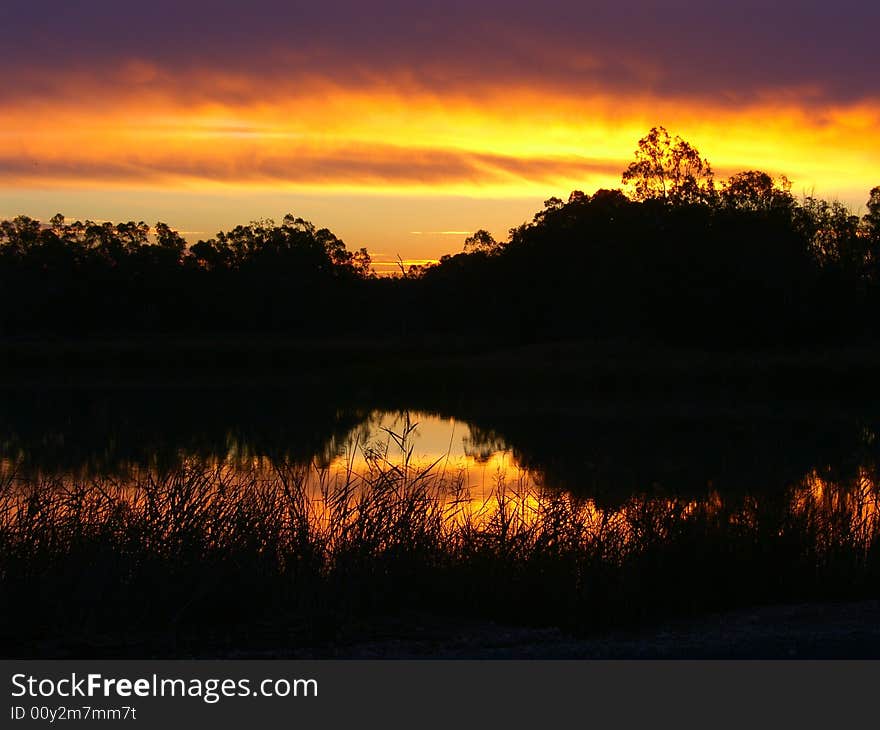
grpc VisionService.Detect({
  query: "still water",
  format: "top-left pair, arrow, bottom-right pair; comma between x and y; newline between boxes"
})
2,386 -> 879,539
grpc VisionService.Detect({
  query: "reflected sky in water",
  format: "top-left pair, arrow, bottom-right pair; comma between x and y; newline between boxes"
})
329,410 -> 530,492
3,404 -> 880,550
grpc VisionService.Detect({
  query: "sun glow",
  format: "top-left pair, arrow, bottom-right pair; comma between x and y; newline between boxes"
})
3,68 -> 879,264
3,81 -> 878,201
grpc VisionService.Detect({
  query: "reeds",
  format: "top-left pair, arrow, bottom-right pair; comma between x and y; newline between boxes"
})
2,445 -> 879,656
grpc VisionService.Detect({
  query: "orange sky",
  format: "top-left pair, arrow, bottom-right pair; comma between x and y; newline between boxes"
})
3,3 -> 879,268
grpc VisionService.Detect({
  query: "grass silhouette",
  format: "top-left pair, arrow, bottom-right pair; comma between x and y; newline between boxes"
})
2,422 -> 879,657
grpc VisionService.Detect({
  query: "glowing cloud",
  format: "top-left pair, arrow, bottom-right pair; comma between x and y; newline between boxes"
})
2,0 -> 878,261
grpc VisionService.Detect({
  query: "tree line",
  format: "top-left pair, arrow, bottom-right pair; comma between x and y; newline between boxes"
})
404,128 -> 880,345
2,127 -> 879,346
0,214 -> 372,333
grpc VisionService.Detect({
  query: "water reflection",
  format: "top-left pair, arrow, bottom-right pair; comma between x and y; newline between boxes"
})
6,386 -> 880,656
329,410 -> 535,494
3,403 -> 879,551
3,384 -> 880,535
0,406 -> 536,493
5,454 -> 879,562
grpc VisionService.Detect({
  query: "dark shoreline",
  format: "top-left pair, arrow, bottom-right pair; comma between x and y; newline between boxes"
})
3,335 -> 880,394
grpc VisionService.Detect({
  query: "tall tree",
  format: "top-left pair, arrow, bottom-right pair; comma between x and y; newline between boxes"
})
721,171 -> 794,213
463,229 -> 500,254
622,127 -> 714,205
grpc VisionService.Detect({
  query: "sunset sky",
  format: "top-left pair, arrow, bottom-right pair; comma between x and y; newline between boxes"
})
2,1 -> 878,270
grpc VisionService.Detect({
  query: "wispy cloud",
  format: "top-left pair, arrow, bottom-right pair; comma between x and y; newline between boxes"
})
409,231 -> 472,235
2,3 -> 878,107
2,0 -> 878,254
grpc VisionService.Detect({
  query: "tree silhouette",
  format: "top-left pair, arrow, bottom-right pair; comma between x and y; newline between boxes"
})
3,130 -> 880,348
622,126 -> 714,205
463,229 -> 500,254
721,171 -> 794,213
865,187 -> 880,238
